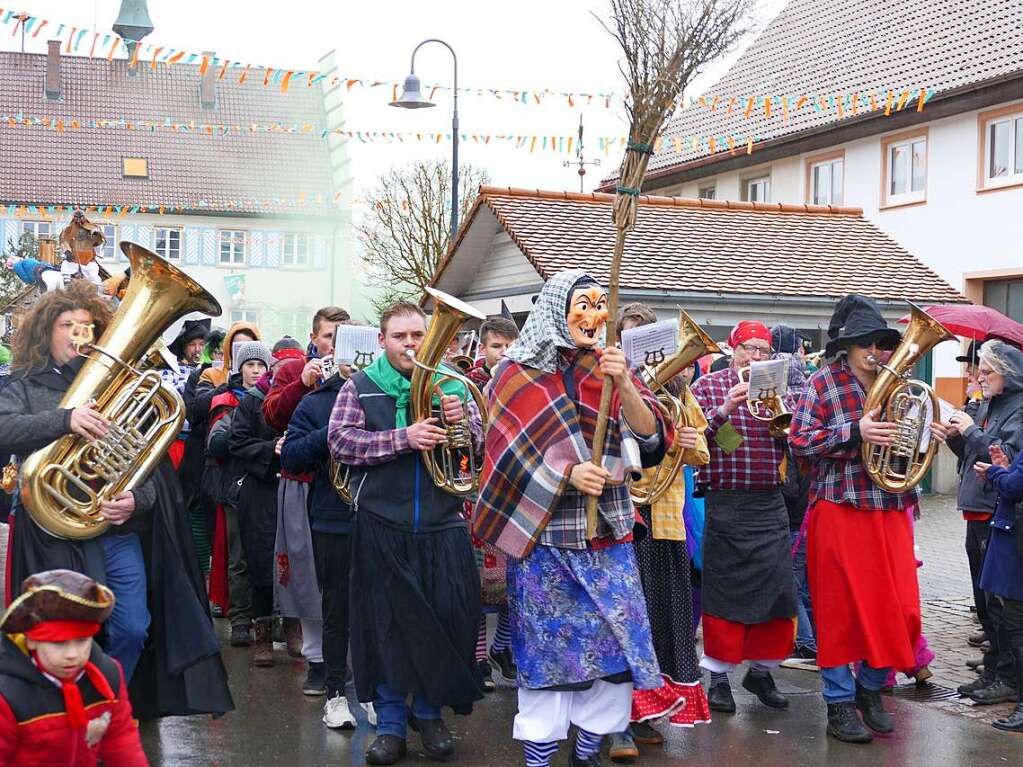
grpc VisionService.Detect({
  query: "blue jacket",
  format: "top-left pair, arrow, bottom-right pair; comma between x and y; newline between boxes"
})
981,450 -> 1023,601
280,374 -> 352,535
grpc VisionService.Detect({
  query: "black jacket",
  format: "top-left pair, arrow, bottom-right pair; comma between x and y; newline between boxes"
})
280,374 -> 352,535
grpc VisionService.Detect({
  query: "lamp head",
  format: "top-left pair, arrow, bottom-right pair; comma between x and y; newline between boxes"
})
389,73 -> 435,109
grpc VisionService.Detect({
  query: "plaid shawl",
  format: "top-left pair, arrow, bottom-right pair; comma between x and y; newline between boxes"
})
473,349 -> 667,559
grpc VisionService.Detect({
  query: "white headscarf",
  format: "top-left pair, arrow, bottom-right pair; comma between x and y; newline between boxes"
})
503,269 -> 601,374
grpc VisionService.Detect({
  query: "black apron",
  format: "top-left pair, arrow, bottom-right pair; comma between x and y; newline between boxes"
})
702,487 -> 798,624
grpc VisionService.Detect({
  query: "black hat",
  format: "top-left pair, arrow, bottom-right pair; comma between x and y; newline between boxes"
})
824,295 -> 901,358
956,340 -> 980,364
169,318 -> 211,358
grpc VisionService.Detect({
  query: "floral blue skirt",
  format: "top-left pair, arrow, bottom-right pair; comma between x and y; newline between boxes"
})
507,541 -> 660,690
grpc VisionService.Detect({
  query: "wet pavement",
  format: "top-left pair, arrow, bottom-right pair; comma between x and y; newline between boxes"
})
139,495 -> 1023,765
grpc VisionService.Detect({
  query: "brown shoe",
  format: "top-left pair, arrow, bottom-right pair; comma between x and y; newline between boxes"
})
253,618 -> 275,667
284,617 -> 304,658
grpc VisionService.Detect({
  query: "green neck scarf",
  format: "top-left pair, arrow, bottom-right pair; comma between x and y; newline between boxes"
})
362,352 -> 467,428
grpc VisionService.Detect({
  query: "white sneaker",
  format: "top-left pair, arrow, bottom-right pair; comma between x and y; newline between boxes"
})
360,701 -> 378,727
322,694 -> 357,729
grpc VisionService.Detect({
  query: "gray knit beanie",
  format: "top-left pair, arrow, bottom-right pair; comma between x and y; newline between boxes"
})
234,341 -> 272,371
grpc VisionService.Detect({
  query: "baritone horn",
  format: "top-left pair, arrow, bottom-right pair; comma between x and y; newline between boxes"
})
630,310 -> 720,506
407,287 -> 489,496
862,303 -> 955,492
19,242 -> 222,539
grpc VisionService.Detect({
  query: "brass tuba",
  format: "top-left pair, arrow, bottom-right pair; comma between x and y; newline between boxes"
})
631,310 -> 720,506
20,242 -> 221,539
407,287 -> 488,496
738,364 -> 793,438
862,303 -> 954,493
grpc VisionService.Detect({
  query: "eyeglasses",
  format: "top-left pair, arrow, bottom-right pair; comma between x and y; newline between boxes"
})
737,342 -> 772,357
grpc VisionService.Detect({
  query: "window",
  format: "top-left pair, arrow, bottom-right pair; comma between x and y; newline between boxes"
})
810,157 -> 844,205
21,221 -> 51,239
282,233 -> 310,267
154,227 -> 181,261
697,185 -> 716,200
98,224 -> 117,260
742,175 -> 770,202
279,310 -> 308,339
122,157 -> 149,178
983,278 -> 1023,324
882,129 -> 927,207
980,107 -> 1023,190
229,309 -> 260,326
219,230 -> 246,265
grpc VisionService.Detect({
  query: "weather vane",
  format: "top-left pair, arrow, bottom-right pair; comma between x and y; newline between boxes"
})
562,114 -> 601,193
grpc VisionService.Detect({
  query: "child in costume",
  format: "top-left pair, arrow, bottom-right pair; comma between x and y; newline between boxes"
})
0,569 -> 148,766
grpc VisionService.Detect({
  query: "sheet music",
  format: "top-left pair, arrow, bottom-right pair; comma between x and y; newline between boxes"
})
334,325 -> 380,370
621,318 -> 678,369
747,358 -> 788,399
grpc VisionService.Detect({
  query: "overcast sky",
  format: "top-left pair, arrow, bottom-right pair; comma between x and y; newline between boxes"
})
3,0 -> 788,200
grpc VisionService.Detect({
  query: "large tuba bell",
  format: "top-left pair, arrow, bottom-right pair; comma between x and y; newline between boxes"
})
20,242 -> 221,539
862,303 -> 954,493
408,287 -> 489,496
631,310 -> 720,506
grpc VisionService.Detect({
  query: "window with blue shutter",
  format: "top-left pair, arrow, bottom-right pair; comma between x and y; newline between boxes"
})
249,231 -> 266,268
265,231 -> 282,269
183,227 -> 200,265
200,228 -> 217,266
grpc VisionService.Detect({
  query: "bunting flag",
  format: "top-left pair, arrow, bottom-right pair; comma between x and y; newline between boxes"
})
0,9 -> 935,117
0,111 -> 760,156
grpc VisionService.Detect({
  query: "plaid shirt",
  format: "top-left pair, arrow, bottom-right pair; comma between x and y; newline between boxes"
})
691,366 -> 792,490
327,377 -> 483,467
789,358 -> 916,511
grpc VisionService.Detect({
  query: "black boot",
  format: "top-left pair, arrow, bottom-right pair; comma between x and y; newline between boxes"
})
742,669 -> 789,709
958,669 -> 994,696
969,678 -> 1019,705
707,681 -> 736,713
366,735 -> 407,765
826,702 -> 873,744
409,715 -> 454,760
854,683 -> 894,733
992,647 -> 1023,733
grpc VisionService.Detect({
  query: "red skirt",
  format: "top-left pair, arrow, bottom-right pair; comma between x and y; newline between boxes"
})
632,676 -> 711,727
807,499 -> 920,669
702,614 -> 796,664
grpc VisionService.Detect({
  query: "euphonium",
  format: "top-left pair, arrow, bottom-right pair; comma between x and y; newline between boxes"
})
407,287 -> 488,497
630,310 -> 720,506
738,365 -> 793,438
20,242 -> 221,539
862,303 -> 955,493
330,459 -> 352,504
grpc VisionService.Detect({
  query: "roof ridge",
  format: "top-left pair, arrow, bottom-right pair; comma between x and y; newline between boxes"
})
476,185 -> 863,216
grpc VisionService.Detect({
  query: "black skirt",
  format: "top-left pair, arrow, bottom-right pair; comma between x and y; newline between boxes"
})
702,488 -> 797,625
633,505 -> 700,684
350,512 -> 483,714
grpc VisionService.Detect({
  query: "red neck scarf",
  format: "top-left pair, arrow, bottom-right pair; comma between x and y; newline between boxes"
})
27,620 -> 115,729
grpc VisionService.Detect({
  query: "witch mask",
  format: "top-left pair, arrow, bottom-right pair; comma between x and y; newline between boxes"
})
567,286 -> 608,349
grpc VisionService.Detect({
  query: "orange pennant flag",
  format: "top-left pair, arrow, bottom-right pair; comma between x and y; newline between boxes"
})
238,64 -> 250,85
65,27 -> 76,53
884,90 -> 894,116
218,60 -> 230,80
764,96 -> 772,119
743,97 -> 755,118
89,32 -> 99,58
746,137 -> 754,155
32,19 -> 48,38
895,90 -> 911,111
107,36 -> 120,62
129,42 -> 141,68
794,95 -> 808,111
200,55 -> 211,76
346,79 -> 358,91
280,71 -> 294,92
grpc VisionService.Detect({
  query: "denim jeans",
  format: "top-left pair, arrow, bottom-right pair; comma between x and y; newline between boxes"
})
820,661 -> 889,703
102,533 -> 151,680
789,531 -> 816,652
375,683 -> 442,738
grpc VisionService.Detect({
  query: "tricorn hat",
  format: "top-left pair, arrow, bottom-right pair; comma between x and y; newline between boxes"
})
0,570 -> 115,635
956,340 -> 980,364
168,317 -> 212,358
824,295 -> 901,358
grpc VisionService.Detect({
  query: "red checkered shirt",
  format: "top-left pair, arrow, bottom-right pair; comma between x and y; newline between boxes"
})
789,358 -> 916,511
691,366 -> 792,491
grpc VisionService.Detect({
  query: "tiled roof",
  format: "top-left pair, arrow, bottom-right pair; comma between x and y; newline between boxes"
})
435,186 -> 965,303
643,0 -> 1023,176
0,51 -> 335,216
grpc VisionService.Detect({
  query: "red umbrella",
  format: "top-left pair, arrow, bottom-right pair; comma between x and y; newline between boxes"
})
898,304 -> 1023,346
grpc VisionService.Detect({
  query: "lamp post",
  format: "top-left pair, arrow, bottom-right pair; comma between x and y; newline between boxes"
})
390,39 -> 460,237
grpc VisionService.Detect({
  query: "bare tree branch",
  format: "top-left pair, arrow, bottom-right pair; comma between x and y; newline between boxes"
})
356,159 -> 489,314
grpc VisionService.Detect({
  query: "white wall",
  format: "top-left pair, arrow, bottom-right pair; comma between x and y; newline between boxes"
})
655,98 -> 1023,378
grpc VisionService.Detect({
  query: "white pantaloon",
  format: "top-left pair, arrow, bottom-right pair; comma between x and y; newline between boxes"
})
513,680 -> 633,742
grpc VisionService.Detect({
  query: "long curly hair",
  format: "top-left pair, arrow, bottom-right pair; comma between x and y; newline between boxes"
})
11,281 -> 113,373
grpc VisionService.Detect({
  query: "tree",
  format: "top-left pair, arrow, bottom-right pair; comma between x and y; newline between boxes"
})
357,159 -> 490,313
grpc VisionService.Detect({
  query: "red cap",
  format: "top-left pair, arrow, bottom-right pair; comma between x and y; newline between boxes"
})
729,321 -> 771,348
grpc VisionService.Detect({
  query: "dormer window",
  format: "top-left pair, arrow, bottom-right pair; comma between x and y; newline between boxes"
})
122,157 -> 149,178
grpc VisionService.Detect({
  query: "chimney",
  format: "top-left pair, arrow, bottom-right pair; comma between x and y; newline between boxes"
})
200,51 -> 216,109
45,39 -> 61,100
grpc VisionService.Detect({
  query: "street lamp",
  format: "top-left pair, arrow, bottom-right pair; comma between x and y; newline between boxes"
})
390,39 -> 460,236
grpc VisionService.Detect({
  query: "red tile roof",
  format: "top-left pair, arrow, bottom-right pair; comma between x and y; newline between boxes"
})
435,186 -> 965,303
0,51 -> 335,215
641,0 -> 1023,177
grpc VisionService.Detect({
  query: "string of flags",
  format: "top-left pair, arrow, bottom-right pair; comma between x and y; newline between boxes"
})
0,9 -> 935,120
3,195 -> 347,220
0,111 -> 759,156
